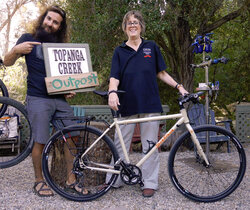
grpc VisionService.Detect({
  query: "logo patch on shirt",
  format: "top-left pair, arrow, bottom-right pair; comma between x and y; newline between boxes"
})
143,48 -> 152,58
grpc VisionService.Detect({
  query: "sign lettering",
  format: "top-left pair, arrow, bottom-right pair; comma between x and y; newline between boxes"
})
43,43 -> 98,94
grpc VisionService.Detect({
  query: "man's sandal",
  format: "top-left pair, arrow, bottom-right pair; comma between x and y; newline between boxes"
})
65,181 -> 90,195
33,181 -> 54,197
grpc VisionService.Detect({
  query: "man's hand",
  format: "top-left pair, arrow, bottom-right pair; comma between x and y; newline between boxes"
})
64,91 -> 76,99
3,41 -> 41,66
14,41 -> 41,55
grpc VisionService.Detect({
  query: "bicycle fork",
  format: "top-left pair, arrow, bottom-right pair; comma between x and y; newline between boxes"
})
182,109 -> 210,166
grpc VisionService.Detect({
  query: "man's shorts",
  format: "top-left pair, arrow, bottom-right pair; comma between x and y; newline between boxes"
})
26,95 -> 76,144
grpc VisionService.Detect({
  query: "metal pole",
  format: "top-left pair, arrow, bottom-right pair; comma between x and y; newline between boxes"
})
203,49 -> 210,157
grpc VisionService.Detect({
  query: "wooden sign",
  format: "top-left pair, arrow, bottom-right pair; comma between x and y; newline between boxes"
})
45,72 -> 99,94
42,43 -> 98,94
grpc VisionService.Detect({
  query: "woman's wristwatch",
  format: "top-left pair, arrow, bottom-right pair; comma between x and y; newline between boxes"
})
108,90 -> 117,95
175,83 -> 183,90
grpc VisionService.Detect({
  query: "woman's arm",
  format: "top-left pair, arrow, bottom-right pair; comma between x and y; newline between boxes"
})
108,77 -> 120,111
157,71 -> 188,96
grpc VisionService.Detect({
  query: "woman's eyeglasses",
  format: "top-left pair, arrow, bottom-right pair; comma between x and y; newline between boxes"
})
127,21 -> 139,26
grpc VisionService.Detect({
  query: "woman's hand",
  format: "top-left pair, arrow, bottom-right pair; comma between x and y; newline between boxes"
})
178,86 -> 189,96
108,92 -> 120,111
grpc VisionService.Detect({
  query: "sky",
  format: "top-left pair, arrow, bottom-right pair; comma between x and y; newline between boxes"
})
0,1 -> 39,56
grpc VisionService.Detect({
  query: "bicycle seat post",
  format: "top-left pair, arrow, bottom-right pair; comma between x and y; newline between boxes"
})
110,109 -> 119,119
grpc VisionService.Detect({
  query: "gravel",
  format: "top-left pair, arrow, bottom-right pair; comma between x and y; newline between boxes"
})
0,143 -> 249,210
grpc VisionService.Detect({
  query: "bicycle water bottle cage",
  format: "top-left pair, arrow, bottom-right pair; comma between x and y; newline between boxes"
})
143,140 -> 156,154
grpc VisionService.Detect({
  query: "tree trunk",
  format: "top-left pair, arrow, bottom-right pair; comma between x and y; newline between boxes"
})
160,17 -> 195,93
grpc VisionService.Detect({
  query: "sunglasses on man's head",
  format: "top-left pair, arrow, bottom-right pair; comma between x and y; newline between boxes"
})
51,5 -> 66,18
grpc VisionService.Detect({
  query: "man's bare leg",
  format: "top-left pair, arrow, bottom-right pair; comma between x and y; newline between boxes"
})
64,137 -> 88,194
32,142 -> 54,196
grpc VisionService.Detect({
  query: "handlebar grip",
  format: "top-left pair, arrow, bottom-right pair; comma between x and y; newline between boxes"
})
212,56 -> 229,65
190,64 -> 197,69
220,56 -> 229,64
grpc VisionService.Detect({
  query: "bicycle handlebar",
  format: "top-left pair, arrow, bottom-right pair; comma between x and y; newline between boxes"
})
178,92 -> 204,108
190,56 -> 228,70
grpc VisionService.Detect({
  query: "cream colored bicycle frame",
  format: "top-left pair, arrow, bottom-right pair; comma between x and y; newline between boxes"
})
79,108 -> 209,175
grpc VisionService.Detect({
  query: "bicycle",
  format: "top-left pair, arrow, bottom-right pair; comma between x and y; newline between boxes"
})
0,58 -> 32,168
42,90 -> 246,202
0,57 -> 9,116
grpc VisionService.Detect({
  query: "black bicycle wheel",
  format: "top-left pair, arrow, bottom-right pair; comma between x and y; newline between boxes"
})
0,80 -> 9,117
0,96 -> 33,168
168,125 -> 246,202
42,124 -> 119,202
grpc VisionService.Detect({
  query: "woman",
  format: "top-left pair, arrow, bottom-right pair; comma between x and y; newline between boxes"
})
107,10 -> 188,197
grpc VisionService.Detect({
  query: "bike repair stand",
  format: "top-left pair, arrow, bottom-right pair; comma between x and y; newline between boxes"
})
191,33 -> 228,157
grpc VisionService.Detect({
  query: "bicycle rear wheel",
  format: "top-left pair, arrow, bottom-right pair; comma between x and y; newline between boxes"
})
0,97 -> 32,168
42,124 -> 119,202
0,80 -> 9,117
168,125 -> 246,202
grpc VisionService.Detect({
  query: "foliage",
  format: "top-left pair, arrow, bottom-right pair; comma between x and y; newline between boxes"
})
65,0 -> 249,118
193,4 -> 249,119
0,58 -> 27,102
1,0 -> 248,119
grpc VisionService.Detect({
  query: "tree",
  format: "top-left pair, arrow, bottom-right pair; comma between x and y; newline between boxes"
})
66,0 -> 249,111
0,0 -> 38,55
138,0 -> 249,109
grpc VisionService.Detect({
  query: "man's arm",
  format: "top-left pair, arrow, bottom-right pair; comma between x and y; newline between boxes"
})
4,41 -> 41,66
3,46 -> 22,66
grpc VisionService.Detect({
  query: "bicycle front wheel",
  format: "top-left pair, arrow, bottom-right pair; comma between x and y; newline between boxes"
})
0,97 -> 32,168
42,124 -> 119,202
168,125 -> 246,202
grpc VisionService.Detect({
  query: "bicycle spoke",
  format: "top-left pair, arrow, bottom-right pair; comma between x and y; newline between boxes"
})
42,125 -> 119,202
168,125 -> 246,202
0,97 -> 32,168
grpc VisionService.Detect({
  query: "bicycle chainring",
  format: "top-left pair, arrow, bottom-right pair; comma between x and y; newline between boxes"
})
120,164 -> 142,185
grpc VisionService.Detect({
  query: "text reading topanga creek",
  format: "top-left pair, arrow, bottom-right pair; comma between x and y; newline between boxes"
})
53,49 -> 85,74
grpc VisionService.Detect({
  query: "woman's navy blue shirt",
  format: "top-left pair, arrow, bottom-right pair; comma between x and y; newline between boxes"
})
110,39 -> 167,117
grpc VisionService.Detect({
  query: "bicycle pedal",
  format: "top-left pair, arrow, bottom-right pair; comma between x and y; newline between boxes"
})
139,180 -> 144,187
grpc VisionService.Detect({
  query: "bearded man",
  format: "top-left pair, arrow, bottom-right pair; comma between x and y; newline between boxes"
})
4,5 -> 88,197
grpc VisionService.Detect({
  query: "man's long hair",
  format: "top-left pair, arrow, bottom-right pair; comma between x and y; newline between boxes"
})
32,5 -> 68,43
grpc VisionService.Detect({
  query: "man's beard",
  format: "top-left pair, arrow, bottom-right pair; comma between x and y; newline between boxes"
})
34,27 -> 59,43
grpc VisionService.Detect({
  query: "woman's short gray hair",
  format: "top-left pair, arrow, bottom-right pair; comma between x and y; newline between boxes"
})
122,10 -> 145,36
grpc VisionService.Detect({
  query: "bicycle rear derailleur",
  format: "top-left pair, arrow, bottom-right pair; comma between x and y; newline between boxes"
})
120,163 -> 144,187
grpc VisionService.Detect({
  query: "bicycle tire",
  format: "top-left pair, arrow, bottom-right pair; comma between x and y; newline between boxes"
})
0,96 -> 33,168
42,124 -> 119,202
0,80 -> 9,117
168,125 -> 246,202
